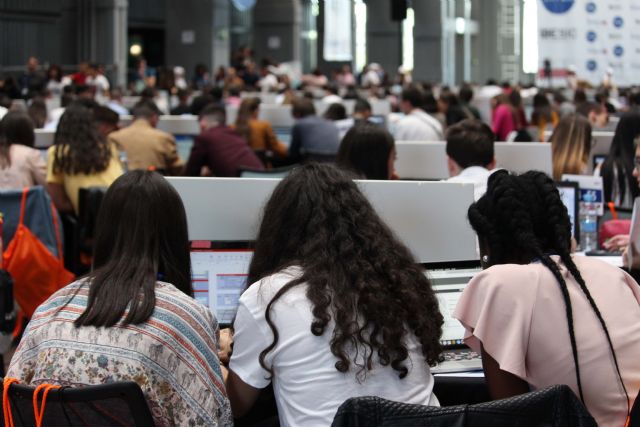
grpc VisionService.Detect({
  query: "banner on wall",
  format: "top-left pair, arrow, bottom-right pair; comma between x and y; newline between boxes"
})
537,0 -> 640,86
323,0 -> 353,62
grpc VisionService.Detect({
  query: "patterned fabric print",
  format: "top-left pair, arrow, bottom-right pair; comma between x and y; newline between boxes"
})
8,280 -> 233,427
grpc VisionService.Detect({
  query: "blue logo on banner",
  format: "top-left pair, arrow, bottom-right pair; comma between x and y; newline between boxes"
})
587,31 -> 597,42
542,0 -> 575,14
586,2 -> 596,13
613,16 -> 624,28
614,46 -> 624,57
587,60 -> 597,71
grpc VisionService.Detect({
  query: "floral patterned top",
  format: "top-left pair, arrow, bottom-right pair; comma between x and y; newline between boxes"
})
7,280 -> 233,427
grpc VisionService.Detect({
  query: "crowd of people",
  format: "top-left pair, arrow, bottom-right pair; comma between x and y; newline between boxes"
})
1,52 -> 640,426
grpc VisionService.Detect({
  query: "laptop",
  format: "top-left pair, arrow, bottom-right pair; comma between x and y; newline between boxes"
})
190,241 -> 253,328
556,181 -> 580,245
429,266 -> 483,374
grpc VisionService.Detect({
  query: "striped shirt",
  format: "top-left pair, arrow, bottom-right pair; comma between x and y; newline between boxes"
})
8,280 -> 232,427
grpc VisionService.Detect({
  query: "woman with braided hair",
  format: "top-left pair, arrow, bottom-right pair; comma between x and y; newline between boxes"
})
222,163 -> 443,426
454,170 -> 640,426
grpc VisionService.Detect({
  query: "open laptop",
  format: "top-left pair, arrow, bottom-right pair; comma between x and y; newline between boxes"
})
429,266 -> 483,374
556,181 -> 580,245
190,241 -> 253,328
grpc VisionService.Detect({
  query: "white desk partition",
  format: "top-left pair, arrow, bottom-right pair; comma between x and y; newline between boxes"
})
118,115 -> 200,135
395,141 -> 553,180
166,177 -> 478,264
35,129 -> 55,149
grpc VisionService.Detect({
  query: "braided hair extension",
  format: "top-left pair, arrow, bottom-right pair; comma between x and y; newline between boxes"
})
469,170 -> 630,412
469,170 -> 585,401
523,171 -> 630,413
248,163 -> 444,380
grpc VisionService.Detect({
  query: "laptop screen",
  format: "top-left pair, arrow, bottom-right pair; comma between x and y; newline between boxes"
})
556,181 -> 580,243
190,244 -> 253,326
430,268 -> 479,347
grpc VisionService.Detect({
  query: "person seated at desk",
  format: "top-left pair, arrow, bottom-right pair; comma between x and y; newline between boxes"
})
337,122 -> 397,180
392,87 -> 444,142
108,100 -> 183,175
234,97 -> 288,164
222,164 -> 443,426
600,112 -> 640,209
0,111 -> 46,189
185,104 -> 264,177
549,114 -> 591,180
8,171 -> 232,426
289,97 -> 341,163
454,170 -> 640,426
47,105 -> 123,214
445,119 -> 496,201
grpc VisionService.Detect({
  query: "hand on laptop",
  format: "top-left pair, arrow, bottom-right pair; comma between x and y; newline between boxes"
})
218,328 -> 234,365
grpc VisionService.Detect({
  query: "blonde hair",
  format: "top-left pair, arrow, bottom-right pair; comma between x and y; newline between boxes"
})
550,114 -> 592,180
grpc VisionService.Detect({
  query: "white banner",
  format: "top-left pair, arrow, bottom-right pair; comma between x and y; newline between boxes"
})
323,0 -> 353,62
537,0 -> 640,86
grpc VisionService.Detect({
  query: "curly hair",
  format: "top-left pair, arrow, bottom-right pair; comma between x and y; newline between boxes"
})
248,163 -> 443,379
52,104 -> 111,175
468,170 -> 629,410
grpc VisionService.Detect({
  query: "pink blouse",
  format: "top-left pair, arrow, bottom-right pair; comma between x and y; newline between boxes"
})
454,256 -> 640,426
0,144 -> 46,189
492,104 -> 516,141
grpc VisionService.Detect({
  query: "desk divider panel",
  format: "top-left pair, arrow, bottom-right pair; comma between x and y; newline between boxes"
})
166,177 -> 478,264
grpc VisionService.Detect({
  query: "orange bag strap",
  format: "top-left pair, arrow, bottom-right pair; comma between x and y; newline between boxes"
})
3,377 -> 20,427
18,187 -> 29,227
50,202 -> 64,262
33,383 -> 61,427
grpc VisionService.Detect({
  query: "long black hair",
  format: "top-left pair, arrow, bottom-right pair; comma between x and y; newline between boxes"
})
336,123 -> 395,180
601,111 -> 640,205
53,104 -> 112,175
75,170 -> 192,327
248,163 -> 443,379
468,170 -> 629,409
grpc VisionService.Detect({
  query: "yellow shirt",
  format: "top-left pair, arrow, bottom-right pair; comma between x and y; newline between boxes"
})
46,144 -> 123,213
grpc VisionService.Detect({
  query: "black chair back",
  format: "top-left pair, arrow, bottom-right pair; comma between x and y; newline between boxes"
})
2,381 -> 154,427
331,385 -> 597,427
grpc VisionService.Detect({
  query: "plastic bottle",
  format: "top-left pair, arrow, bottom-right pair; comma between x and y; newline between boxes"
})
579,211 -> 598,252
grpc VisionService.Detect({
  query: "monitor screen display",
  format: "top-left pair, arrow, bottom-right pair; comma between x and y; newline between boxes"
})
557,181 -> 580,241
190,248 -> 253,325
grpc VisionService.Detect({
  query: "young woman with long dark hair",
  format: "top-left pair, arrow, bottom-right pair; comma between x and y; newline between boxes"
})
223,163 -> 443,426
0,111 -> 46,189
8,171 -> 232,427
600,111 -> 640,208
47,103 -> 123,213
454,170 -> 640,426
336,122 -> 397,180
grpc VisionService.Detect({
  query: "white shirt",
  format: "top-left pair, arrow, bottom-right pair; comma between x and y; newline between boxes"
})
446,166 -> 493,201
257,74 -> 278,92
230,267 -> 439,427
86,74 -> 110,95
393,109 -> 444,142
322,94 -> 342,105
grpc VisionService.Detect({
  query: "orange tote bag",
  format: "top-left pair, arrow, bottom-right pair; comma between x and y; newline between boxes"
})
2,188 -> 74,318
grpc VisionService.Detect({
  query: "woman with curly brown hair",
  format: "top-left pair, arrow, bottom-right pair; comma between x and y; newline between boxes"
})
47,103 -> 123,213
222,163 -> 444,426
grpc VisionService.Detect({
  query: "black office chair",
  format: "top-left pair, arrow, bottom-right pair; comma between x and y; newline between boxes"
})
1,380 -> 155,426
331,385 -> 597,427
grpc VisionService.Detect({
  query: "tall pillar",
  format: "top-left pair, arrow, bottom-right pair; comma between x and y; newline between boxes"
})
412,0 -> 445,84
365,0 -> 401,78
252,0 -> 301,64
95,0 -> 128,87
212,0 -> 231,72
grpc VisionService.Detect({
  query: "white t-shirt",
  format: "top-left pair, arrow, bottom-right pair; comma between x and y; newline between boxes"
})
393,109 -> 444,142
230,267 -> 439,427
446,166 -> 495,201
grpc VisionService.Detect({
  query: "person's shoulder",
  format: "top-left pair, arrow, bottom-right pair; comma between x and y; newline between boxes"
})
155,282 -> 216,323
471,263 -> 543,291
12,144 -> 40,158
241,267 -> 304,307
570,255 -> 627,279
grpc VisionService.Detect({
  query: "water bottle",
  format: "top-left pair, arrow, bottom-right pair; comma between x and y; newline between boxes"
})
579,212 -> 598,252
